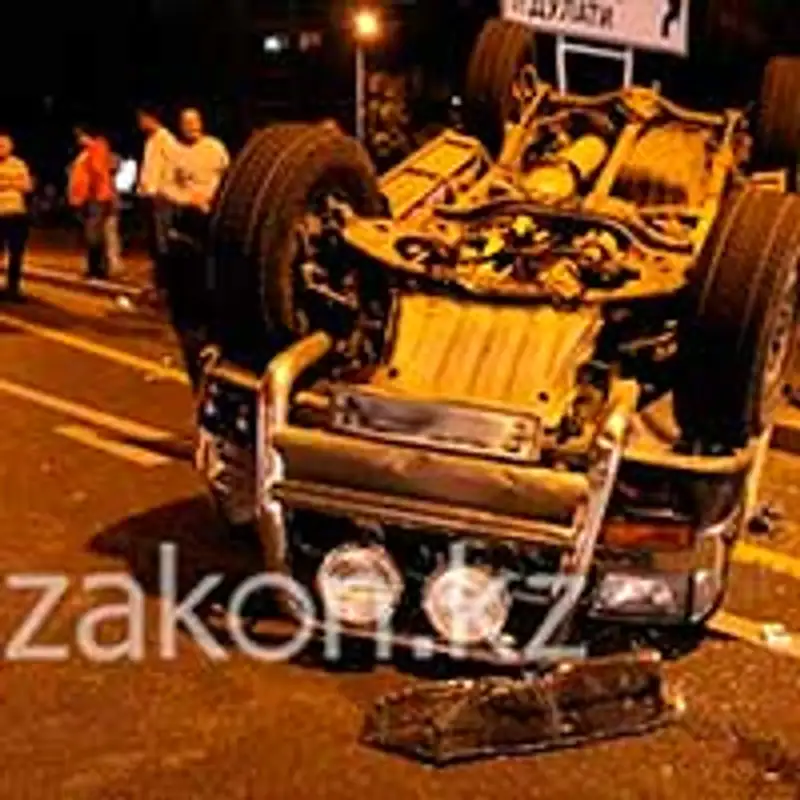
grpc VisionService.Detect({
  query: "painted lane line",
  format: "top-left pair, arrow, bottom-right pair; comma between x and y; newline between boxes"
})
733,541 -> 800,583
0,377 -> 173,443
708,611 -> 800,661
0,311 -> 189,385
55,425 -> 171,468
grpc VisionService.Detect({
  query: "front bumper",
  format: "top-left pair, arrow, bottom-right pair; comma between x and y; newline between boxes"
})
269,483 -> 737,646
195,334 -> 744,665
197,422 -> 737,664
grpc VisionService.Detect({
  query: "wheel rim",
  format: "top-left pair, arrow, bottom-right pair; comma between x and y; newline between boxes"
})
508,64 -> 538,124
287,184 -> 390,368
761,265 -> 798,412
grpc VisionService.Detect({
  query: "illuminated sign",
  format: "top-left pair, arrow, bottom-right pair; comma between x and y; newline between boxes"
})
502,0 -> 689,56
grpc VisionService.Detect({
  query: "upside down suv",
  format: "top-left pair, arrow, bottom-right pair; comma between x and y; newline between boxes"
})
188,19 -> 800,665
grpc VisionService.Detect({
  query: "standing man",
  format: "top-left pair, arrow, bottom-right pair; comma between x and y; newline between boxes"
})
160,107 -> 230,386
0,133 -> 33,300
68,125 -> 116,280
164,108 -> 229,215
136,105 -> 178,292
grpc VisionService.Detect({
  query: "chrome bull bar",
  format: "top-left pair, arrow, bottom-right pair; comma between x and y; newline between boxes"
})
246,333 -> 641,665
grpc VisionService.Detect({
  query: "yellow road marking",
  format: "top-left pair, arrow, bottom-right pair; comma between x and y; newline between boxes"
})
708,611 -> 800,661
0,377 -> 173,442
55,424 -> 171,468
733,541 -> 800,583
0,311 -> 189,385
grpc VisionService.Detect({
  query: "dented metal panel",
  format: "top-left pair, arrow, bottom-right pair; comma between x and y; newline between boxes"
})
275,426 -> 588,524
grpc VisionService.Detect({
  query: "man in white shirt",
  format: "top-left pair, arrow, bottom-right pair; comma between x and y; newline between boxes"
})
137,106 -> 178,200
136,106 -> 179,289
159,108 -> 230,387
163,108 -> 230,213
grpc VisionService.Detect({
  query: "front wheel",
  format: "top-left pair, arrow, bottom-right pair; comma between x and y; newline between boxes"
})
675,189 -> 800,448
208,122 -> 391,371
463,18 -> 537,158
758,56 -> 800,179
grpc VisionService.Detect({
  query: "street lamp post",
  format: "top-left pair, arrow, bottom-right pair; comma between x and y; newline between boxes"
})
356,44 -> 367,141
352,8 -> 382,142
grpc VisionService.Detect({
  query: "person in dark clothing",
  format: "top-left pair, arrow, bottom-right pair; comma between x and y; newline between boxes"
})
0,133 -> 33,300
160,108 -> 230,387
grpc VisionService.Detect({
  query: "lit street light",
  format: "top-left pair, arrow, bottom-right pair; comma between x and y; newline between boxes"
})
352,8 -> 383,142
354,8 -> 381,42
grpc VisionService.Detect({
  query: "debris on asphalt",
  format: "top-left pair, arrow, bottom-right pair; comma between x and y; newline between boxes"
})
115,295 -> 135,312
761,623 -> 793,650
748,503 -> 784,537
362,650 -> 677,766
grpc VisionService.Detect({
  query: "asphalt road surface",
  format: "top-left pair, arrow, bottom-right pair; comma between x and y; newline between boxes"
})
2,278 -> 800,799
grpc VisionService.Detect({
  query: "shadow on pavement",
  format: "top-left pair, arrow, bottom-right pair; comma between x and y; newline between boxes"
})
88,494 -> 267,606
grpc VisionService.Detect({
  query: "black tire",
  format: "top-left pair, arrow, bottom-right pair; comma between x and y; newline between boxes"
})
208,123 -> 384,368
209,124 -> 310,368
463,18 -> 536,158
211,123 -> 307,252
675,190 -> 800,448
758,56 -> 800,172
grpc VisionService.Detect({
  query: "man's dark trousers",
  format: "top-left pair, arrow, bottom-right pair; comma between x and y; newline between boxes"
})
163,204 -> 212,388
0,213 -> 29,294
83,202 -> 109,279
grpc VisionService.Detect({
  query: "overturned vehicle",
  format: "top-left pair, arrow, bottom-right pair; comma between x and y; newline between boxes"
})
192,20 -> 800,665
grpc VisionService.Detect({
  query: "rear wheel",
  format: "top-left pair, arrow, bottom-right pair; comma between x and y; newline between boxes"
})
463,18 -> 537,158
675,190 -> 800,448
758,56 -> 800,177
208,122 -> 391,371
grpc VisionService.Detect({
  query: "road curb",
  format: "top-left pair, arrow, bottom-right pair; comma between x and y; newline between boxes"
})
3,263 -> 146,300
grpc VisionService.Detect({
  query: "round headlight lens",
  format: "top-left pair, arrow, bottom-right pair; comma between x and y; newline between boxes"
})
423,565 -> 511,646
317,544 -> 403,629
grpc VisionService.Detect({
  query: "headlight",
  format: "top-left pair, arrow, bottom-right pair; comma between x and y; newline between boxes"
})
423,565 -> 511,647
317,544 -> 403,629
592,573 -> 686,618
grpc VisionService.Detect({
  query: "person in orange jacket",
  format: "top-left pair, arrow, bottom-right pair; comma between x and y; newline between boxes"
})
68,125 -> 117,279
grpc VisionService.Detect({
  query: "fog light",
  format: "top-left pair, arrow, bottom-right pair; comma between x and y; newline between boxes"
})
592,573 -> 688,619
423,566 -> 511,646
317,545 -> 403,629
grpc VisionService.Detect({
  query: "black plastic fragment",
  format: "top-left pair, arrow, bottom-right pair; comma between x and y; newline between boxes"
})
362,651 -> 676,766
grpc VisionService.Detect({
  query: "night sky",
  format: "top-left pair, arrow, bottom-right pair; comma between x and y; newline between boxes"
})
2,0 -> 798,182
0,1 -> 495,176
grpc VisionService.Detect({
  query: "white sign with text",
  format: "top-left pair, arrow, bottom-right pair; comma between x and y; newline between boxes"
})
503,0 -> 690,56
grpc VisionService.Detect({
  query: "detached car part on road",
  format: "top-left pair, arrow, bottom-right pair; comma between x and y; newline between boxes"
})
191,20 -> 800,666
